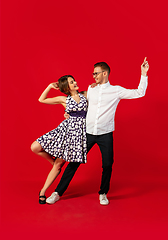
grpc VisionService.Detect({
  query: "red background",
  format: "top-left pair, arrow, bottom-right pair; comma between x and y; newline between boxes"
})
0,0 -> 168,239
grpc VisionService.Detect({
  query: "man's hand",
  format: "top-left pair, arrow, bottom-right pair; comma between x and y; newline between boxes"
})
64,112 -> 70,119
141,57 -> 149,76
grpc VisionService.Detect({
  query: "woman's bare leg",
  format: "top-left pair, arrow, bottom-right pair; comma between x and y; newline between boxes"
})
31,141 -> 55,165
39,158 -> 65,197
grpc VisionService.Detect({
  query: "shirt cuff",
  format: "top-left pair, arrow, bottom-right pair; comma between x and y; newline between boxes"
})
141,75 -> 148,81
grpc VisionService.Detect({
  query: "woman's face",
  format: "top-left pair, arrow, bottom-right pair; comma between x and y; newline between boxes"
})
68,77 -> 79,92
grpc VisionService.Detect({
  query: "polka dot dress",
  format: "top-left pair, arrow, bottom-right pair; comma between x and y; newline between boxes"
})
36,93 -> 87,163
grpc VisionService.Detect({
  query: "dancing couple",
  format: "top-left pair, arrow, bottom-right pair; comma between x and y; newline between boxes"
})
31,58 -> 149,205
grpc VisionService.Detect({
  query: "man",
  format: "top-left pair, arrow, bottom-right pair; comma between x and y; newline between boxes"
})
46,57 -> 149,205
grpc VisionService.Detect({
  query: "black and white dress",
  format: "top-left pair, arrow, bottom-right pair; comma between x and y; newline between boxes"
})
36,93 -> 87,163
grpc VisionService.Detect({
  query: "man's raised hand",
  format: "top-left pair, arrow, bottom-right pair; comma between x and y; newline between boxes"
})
141,57 -> 149,76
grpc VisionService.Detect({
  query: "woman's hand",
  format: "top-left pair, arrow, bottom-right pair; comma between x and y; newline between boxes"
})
90,83 -> 97,88
49,82 -> 59,90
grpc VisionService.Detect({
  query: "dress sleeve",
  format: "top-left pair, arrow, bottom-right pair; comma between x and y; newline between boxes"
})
117,75 -> 148,99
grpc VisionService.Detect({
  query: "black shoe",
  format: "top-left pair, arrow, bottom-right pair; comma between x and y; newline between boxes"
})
39,192 -> 46,204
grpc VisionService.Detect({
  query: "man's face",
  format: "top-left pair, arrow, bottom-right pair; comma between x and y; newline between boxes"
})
93,67 -> 105,84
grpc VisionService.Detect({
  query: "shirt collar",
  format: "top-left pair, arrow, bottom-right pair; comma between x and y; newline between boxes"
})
98,81 -> 110,88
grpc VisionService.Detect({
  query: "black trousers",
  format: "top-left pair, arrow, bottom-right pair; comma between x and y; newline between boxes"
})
55,132 -> 114,196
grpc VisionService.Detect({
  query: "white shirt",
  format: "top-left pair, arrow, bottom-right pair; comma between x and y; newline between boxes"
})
86,75 -> 148,135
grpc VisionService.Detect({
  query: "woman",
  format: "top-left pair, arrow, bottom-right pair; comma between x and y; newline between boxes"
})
31,75 -> 87,204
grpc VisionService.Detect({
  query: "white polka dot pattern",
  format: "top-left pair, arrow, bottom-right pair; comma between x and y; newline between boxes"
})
36,93 -> 87,163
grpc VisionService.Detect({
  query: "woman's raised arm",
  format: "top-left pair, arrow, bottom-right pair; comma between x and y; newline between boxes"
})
38,83 -> 66,107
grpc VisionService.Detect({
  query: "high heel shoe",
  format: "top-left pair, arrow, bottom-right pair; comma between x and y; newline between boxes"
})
39,191 -> 46,204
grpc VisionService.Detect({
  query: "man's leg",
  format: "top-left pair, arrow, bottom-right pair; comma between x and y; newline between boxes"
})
55,133 -> 96,196
46,162 -> 80,204
97,132 -> 114,195
46,133 -> 97,204
86,133 -> 96,153
55,162 -> 81,196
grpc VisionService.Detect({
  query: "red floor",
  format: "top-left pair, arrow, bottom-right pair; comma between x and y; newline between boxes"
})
1,169 -> 168,240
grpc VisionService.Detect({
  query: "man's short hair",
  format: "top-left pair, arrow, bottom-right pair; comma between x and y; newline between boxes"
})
94,62 -> 110,75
